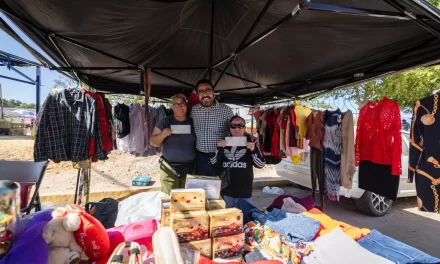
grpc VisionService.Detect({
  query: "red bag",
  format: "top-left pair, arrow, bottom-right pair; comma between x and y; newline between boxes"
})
69,205 -> 111,260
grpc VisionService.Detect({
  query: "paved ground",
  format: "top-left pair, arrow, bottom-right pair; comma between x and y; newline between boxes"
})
251,186 -> 440,258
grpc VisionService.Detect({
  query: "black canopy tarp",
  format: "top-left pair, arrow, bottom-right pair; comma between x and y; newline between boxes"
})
1,0 -> 440,104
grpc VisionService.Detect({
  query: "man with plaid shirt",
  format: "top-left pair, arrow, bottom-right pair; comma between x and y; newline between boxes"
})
191,79 -> 234,176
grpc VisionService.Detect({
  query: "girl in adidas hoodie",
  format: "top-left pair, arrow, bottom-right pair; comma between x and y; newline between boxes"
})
211,115 -> 266,208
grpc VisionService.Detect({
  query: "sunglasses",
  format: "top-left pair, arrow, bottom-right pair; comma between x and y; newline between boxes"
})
230,123 -> 245,129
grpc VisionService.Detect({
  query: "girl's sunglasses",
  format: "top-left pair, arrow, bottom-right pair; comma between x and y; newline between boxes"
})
230,123 -> 245,129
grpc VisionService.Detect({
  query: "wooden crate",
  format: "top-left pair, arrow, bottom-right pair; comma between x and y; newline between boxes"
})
8,128 -> 27,136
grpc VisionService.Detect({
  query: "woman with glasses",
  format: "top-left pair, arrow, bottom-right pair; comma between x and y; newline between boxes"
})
210,115 -> 266,208
150,94 -> 196,194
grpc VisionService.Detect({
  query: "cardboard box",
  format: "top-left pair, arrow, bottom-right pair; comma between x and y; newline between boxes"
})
212,233 -> 245,259
208,208 -> 243,237
161,204 -> 170,227
185,175 -> 221,200
170,189 -> 206,212
131,176 -> 151,186
160,196 -> 171,227
171,211 -> 210,243
207,199 -> 226,211
180,239 -> 212,259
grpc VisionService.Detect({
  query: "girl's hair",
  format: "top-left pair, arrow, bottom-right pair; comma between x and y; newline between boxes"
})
229,115 -> 245,124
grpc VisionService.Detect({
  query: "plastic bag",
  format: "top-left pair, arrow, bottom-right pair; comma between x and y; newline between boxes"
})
180,247 -> 200,264
115,191 -> 167,226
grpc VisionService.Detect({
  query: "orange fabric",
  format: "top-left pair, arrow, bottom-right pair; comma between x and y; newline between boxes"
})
199,256 -> 282,264
302,209 -> 370,240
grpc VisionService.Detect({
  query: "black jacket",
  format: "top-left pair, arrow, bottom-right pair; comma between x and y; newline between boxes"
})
114,103 -> 130,138
210,146 -> 265,198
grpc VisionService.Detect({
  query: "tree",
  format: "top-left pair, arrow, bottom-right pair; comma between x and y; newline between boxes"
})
53,75 -> 77,88
326,65 -> 440,112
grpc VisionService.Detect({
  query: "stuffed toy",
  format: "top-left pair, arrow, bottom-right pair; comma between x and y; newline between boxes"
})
68,204 -> 110,261
43,207 -> 84,264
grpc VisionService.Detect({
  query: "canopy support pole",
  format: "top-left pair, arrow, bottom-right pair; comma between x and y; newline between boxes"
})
213,0 -> 274,88
151,70 -> 195,89
382,0 -> 440,38
209,0 -> 215,81
48,34 -> 81,82
36,66 -> 41,113
50,33 -> 139,67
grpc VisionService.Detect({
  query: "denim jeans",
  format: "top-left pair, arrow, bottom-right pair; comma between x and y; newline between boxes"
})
236,199 -> 260,224
358,230 -> 440,264
252,207 -> 321,243
222,195 -> 251,209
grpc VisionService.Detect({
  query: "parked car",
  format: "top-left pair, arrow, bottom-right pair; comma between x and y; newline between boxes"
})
275,130 -> 415,216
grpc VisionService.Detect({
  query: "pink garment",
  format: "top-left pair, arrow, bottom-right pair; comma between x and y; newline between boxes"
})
271,195 -> 315,211
281,197 -> 307,213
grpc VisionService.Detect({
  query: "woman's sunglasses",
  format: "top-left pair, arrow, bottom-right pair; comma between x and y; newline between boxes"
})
230,123 -> 245,129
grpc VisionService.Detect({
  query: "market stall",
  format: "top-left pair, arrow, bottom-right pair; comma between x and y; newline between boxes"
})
1,0 -> 440,263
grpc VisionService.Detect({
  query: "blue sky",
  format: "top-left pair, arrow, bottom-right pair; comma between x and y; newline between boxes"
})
0,13 -> 59,104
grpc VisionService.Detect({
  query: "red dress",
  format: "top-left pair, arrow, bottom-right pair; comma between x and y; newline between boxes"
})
355,97 -> 402,175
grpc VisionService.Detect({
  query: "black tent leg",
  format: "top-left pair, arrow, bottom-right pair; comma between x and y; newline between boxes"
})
213,0 -> 274,88
50,33 -> 138,67
209,0 -> 215,81
151,70 -> 195,89
382,0 -> 440,38
74,169 -> 80,204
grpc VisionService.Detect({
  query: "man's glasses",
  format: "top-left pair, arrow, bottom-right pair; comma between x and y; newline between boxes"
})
198,89 -> 213,95
230,123 -> 245,129
172,103 -> 187,108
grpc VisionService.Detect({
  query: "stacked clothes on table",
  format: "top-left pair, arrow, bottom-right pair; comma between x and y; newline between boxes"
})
237,201 -> 440,264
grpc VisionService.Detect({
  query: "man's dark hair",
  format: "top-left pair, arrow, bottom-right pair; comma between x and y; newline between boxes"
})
196,79 -> 214,92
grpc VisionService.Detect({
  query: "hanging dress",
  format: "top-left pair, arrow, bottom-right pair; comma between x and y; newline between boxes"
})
323,109 -> 342,202
356,98 -> 401,201
409,93 -> 440,213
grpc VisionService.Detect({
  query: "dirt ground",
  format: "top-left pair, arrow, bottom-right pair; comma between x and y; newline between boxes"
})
0,136 -> 279,195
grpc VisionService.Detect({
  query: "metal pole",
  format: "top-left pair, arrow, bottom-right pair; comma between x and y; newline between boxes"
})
250,107 -> 254,136
209,0 -> 215,81
0,82 -> 3,119
36,66 -> 41,113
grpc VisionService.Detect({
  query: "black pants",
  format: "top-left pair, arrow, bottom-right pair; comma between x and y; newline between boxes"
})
310,147 -> 325,208
195,151 -> 220,176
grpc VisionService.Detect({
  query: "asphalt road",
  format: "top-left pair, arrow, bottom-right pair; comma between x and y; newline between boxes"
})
251,186 -> 440,258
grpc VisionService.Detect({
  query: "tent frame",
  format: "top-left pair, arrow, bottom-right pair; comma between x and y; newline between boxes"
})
2,0 -> 440,102
0,50 -> 42,114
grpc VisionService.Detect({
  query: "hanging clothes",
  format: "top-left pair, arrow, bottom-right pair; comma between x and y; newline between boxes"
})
294,105 -> 312,149
306,111 -> 325,207
144,105 -> 160,155
34,89 -> 105,162
323,109 -> 342,202
114,103 -> 130,139
409,93 -> 440,213
84,90 -> 113,152
119,103 -> 145,154
341,110 -> 356,190
356,97 -> 401,201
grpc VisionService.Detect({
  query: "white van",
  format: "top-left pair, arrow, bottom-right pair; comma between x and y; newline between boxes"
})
275,130 -> 416,216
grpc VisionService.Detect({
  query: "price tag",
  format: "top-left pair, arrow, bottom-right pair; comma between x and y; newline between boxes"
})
171,125 -> 191,134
